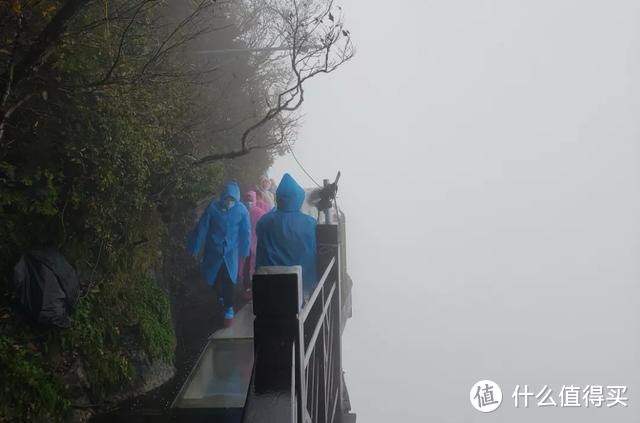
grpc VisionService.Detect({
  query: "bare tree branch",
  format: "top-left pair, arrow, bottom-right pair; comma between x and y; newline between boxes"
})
193,0 -> 354,166
97,0 -> 156,86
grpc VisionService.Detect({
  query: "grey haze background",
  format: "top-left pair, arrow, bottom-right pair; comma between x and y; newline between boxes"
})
269,1 -> 640,421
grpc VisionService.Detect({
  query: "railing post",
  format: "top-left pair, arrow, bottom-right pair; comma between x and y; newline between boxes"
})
317,224 -> 341,294
243,266 -> 304,423
316,224 -> 343,421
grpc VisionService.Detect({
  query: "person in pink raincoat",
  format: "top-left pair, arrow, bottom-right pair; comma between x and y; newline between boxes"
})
255,190 -> 271,213
238,191 -> 267,298
257,174 -> 275,210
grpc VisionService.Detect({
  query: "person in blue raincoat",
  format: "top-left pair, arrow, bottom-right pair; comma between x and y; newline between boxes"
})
256,173 -> 317,298
187,181 -> 250,323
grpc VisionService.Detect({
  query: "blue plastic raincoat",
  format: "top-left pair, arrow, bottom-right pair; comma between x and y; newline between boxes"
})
187,181 -> 251,285
256,173 -> 317,295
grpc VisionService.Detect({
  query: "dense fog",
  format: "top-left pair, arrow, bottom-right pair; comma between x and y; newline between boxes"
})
272,1 -> 640,421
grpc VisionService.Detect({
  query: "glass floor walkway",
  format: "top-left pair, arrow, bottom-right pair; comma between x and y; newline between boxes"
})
171,304 -> 255,410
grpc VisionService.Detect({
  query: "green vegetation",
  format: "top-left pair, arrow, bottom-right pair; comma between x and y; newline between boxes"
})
0,2 -> 224,420
0,334 -> 70,422
0,267 -> 181,421
0,0 -> 352,420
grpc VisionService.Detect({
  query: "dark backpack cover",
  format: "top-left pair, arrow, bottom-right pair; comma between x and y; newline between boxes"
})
12,249 -> 79,328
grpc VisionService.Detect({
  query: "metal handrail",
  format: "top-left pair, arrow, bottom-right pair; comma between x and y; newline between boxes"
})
301,257 -> 335,323
244,234 -> 344,422
242,220 -> 355,423
303,282 -> 336,366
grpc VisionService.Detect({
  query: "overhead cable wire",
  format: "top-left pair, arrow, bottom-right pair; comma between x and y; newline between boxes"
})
285,138 -> 322,188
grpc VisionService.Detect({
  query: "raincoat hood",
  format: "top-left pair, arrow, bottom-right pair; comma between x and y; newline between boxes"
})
221,181 -> 241,202
276,173 -> 305,212
245,191 -> 257,203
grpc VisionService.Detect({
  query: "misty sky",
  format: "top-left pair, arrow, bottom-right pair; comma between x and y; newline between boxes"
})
269,1 -> 640,421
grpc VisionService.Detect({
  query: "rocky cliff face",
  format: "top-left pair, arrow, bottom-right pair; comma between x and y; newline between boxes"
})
83,202 -> 220,422
64,353 -> 176,422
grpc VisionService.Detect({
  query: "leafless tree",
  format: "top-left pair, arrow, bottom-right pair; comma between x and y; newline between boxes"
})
193,0 -> 354,165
